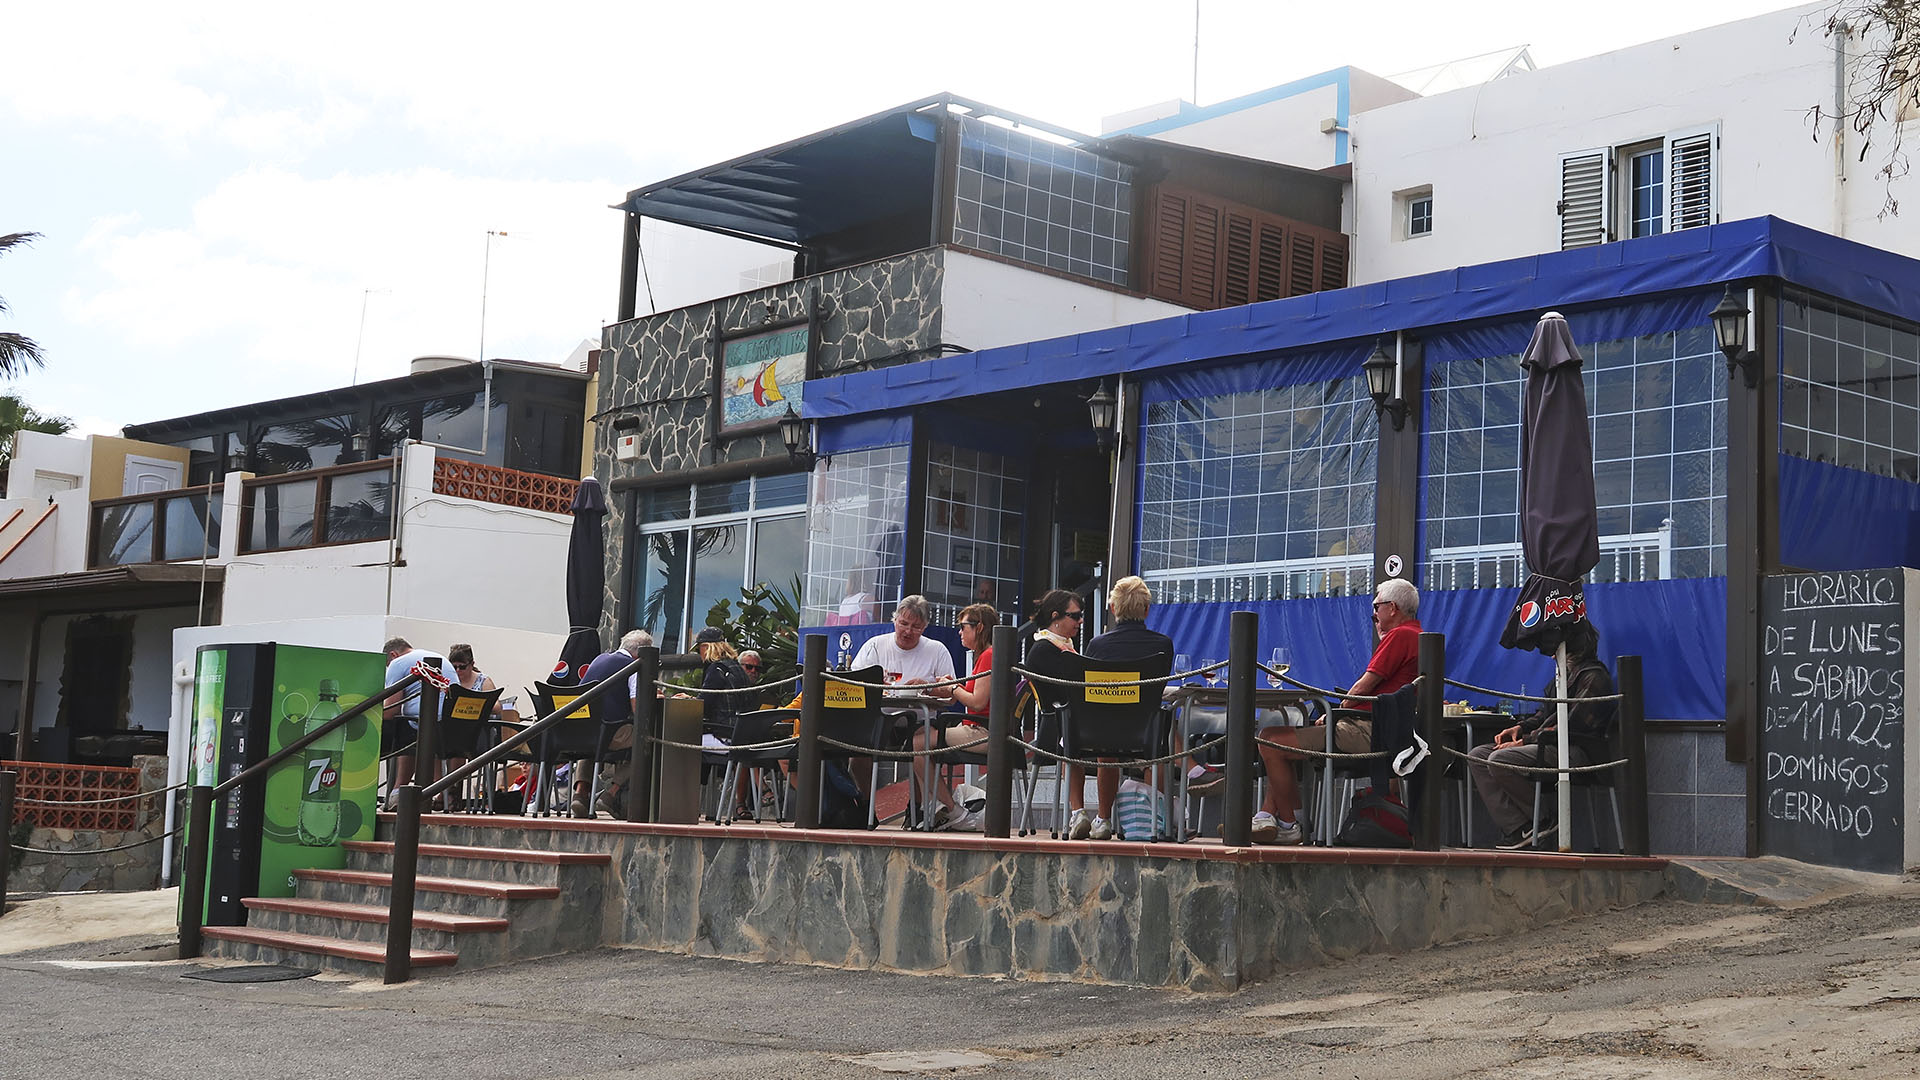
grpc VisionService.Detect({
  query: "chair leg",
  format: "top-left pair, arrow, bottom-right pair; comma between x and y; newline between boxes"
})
1608,789 -> 1624,854
868,761 -> 881,828
1530,780 -> 1545,849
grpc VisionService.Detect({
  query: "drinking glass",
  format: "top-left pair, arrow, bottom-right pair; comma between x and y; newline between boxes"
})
1267,647 -> 1291,688
1173,653 -> 1192,687
1202,658 -> 1222,687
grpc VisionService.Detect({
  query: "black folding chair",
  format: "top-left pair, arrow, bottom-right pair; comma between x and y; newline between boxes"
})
713,708 -> 799,824
813,665 -> 889,828
1057,652 -> 1173,838
527,680 -> 616,818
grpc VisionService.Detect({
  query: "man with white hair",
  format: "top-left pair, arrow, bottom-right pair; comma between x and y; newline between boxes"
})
1249,578 -> 1423,844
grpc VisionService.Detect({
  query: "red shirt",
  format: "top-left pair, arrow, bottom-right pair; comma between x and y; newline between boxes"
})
963,647 -> 992,721
1360,619 -> 1423,709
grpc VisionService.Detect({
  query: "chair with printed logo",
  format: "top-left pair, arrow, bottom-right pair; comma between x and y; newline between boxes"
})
810,665 -> 890,828
527,680 -> 614,817
1057,652 -> 1173,836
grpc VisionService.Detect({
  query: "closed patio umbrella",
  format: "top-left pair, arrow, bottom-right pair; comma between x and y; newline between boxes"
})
1499,311 -> 1599,849
552,475 -> 607,686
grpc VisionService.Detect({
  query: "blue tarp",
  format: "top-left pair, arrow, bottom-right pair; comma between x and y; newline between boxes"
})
805,217 -> 1920,420
818,413 -> 910,454
1422,290 -> 1723,367
1140,341 -> 1372,403
1779,453 -> 1920,571
1146,576 -> 1725,721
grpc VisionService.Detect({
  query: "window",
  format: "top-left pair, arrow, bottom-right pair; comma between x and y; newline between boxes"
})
1421,323 -> 1727,587
631,473 -> 807,653
1146,187 -> 1348,309
803,446 -> 909,625
922,443 -> 1025,624
1401,188 -> 1433,239
952,116 -> 1133,286
1559,126 -> 1716,249
1137,376 -> 1377,603
1779,287 -> 1920,479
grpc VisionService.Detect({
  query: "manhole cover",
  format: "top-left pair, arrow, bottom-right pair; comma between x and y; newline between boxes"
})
181,965 -> 320,983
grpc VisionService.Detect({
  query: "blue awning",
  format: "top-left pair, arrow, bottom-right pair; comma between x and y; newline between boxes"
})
804,216 -> 1920,419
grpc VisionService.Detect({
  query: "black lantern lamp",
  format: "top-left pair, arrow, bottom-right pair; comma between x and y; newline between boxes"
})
1712,285 -> 1759,389
1364,337 -> 1407,431
779,405 -> 817,470
1087,379 -> 1118,451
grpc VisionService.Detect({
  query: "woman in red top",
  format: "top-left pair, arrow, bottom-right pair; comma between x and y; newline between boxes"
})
916,602 -> 997,829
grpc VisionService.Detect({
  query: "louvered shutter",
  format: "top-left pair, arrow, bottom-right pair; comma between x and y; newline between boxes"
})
1254,222 -> 1288,301
1665,126 -> 1717,231
1222,213 -> 1255,307
1150,190 -> 1190,298
1558,148 -> 1611,249
1185,201 -> 1221,308
1318,234 -> 1347,291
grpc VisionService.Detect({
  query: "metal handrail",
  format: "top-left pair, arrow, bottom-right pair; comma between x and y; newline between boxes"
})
418,654 -> 644,801
177,671 -> 422,959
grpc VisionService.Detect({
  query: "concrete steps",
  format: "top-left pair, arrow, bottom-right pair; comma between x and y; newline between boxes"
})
200,833 -> 611,978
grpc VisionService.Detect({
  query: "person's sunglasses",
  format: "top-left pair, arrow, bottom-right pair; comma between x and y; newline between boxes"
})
742,663 -> 760,671
1065,610 -> 1084,620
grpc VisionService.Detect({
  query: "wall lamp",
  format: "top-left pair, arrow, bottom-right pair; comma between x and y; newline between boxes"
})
1711,285 -> 1760,389
1364,336 -> 1408,431
779,404 -> 817,471
1086,379 -> 1118,451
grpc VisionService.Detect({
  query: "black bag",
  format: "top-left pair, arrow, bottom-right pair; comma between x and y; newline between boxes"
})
818,761 -> 873,830
1333,789 -> 1413,848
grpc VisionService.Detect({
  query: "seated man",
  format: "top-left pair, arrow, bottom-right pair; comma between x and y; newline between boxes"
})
1467,620 -> 1616,848
851,594 -> 955,794
1249,578 -> 1422,845
1075,576 -> 1174,841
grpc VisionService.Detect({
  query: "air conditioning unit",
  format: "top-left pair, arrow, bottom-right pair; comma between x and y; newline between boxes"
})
614,434 -> 642,461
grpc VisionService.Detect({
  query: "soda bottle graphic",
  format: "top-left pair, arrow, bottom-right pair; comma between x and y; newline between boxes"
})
296,679 -> 346,847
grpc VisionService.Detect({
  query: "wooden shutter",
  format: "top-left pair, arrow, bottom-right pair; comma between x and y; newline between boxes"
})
1318,234 -> 1348,291
1185,201 -> 1221,309
1143,185 -> 1345,309
1666,127 -> 1717,231
1150,190 -> 1190,298
1222,213 -> 1255,307
1558,148 -> 1611,249
1254,222 -> 1288,301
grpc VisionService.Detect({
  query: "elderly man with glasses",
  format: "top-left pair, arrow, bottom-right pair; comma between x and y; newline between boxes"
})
1248,578 -> 1423,844
850,595 -> 956,691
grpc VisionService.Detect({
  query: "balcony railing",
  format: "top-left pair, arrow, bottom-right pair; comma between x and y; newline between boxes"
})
1146,551 -> 1377,605
432,459 -> 577,515
241,458 -> 396,554
1425,523 -> 1674,591
90,486 -> 222,567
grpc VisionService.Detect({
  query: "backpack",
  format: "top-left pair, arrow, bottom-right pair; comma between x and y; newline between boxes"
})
818,761 -> 873,830
1333,788 -> 1413,848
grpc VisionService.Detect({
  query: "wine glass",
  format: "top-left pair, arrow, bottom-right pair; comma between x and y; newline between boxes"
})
1202,657 -> 1222,688
1267,647 -> 1291,688
1173,653 -> 1192,688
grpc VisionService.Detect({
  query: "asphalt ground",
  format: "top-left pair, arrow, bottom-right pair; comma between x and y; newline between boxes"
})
5,872 -> 1920,1079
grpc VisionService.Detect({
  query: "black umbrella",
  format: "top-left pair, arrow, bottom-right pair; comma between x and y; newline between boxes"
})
1500,311 -> 1599,655
551,475 -> 607,686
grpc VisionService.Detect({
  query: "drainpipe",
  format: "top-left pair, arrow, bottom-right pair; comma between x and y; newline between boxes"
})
1834,21 -> 1850,235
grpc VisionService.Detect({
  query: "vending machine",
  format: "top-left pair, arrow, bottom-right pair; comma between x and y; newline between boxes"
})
185,643 -> 386,925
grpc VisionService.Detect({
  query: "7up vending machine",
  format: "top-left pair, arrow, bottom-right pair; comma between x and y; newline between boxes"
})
186,643 -> 385,925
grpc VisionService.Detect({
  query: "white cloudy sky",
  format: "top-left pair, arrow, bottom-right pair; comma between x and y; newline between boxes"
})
1,0 -> 1803,434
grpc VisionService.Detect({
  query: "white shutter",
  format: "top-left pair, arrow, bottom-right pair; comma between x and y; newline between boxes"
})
1558,148 -> 1612,249
1665,126 -> 1717,231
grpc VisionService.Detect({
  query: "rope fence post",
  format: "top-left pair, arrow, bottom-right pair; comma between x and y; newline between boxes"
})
1223,610 -> 1257,846
984,624 -> 1015,838
384,784 -> 421,984
628,645 -> 660,823
793,633 -> 825,830
1618,654 -> 1650,856
415,683 -> 441,796
1415,632 -> 1446,851
0,769 -> 14,914
177,784 -> 213,958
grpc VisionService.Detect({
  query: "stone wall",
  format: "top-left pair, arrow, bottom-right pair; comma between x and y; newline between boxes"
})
593,248 -> 945,638
425,821 -> 1673,992
9,755 -> 167,893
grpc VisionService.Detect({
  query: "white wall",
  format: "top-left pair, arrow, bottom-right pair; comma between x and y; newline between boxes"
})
1134,84 -> 1345,169
941,251 -> 1192,351
5,430 -> 89,501
1348,4 -> 1895,284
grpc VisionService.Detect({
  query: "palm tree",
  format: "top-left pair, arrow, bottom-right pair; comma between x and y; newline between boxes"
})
0,392 -> 72,488
0,233 -> 44,378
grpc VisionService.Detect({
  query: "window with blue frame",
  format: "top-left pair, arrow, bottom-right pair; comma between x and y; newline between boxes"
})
1779,286 -> 1920,479
1627,145 -> 1665,238
803,445 -> 910,625
1422,324 -> 1727,588
1138,377 -> 1377,603
922,443 -> 1025,625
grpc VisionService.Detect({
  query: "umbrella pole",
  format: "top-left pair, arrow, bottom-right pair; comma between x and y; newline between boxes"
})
1555,641 -> 1572,853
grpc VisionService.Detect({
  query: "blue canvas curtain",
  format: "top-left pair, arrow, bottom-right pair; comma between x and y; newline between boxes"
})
1779,454 -> 1920,571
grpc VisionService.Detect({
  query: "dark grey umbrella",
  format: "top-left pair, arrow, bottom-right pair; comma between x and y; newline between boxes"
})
552,475 -> 607,685
1500,311 -> 1599,654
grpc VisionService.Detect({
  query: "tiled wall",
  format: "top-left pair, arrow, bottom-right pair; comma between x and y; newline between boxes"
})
1645,727 -> 1747,856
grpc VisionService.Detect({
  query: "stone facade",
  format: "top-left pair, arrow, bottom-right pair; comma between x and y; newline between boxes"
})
9,755 -> 167,893
424,820 -> 1674,992
594,248 -> 946,638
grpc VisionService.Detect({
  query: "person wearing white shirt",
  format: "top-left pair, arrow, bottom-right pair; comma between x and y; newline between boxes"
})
851,594 -> 955,689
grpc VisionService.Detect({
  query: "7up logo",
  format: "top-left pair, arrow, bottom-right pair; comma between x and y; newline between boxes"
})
307,757 -> 340,793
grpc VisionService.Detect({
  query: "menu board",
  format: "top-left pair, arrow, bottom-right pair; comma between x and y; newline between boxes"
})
1759,568 -> 1907,872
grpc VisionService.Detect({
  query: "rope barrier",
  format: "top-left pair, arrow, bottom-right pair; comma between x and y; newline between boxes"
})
1439,676 -> 1623,704
1012,667 -> 1176,689
645,735 -> 801,753
821,671 -> 975,692
1008,735 -> 1225,771
1436,743 -> 1629,776
1260,665 -> 1421,703
13,780 -> 189,807
655,674 -> 802,696
1251,733 -> 1396,761
816,736 -> 953,760
11,826 -> 181,856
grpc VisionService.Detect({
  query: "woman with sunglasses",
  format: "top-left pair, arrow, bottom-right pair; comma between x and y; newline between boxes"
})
444,644 -> 498,811
917,603 -> 998,830
1025,589 -> 1109,838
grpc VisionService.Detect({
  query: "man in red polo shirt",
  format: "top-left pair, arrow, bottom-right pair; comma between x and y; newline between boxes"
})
1250,578 -> 1422,844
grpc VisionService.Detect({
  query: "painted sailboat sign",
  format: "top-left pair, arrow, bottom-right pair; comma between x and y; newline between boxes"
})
721,324 -> 808,429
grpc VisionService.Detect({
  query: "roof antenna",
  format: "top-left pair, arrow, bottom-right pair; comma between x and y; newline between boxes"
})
1192,1 -> 1201,105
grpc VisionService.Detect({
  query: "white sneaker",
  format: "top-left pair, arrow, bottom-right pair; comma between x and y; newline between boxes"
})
1273,819 -> 1305,845
1088,816 -> 1115,841
1067,808 -> 1092,840
954,809 -> 984,832
1249,812 -> 1280,844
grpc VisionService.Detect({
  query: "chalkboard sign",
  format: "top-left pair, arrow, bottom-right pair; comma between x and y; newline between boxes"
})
1759,568 -> 1907,872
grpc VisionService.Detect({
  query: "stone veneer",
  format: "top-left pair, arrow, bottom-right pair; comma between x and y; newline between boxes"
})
593,248 -> 945,639
422,819 -> 1672,992
9,755 -> 168,893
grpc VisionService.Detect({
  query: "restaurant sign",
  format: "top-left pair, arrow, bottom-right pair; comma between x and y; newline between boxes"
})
719,323 -> 808,433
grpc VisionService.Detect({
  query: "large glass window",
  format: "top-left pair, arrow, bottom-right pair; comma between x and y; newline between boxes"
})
1628,147 -> 1665,238
803,445 -> 911,625
1779,286 -> 1920,479
921,443 -> 1025,624
1138,377 -> 1378,602
952,116 -> 1132,286
1421,323 -> 1727,588
631,473 -> 807,653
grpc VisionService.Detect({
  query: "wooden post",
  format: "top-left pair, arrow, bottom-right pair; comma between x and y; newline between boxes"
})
1415,632 -> 1447,851
1222,610 -> 1257,846
1617,654 -> 1650,857
793,634 -> 825,830
384,784 -> 421,984
0,769 -> 14,915
983,625 -> 1015,839
176,785 -> 213,958
628,646 -> 659,823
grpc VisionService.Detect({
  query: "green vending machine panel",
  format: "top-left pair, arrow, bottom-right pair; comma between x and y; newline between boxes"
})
186,642 -> 385,925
